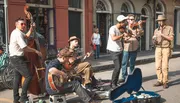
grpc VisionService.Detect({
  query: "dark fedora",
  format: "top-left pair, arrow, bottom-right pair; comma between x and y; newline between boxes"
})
68,36 -> 80,43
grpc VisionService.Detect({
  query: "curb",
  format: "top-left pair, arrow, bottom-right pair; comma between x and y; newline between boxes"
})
92,53 -> 180,73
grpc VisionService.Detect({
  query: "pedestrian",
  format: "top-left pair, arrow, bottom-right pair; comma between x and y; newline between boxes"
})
106,15 -> 127,88
152,15 -> 174,89
120,14 -> 144,83
9,18 -> 42,103
45,49 -> 99,103
91,27 -> 101,59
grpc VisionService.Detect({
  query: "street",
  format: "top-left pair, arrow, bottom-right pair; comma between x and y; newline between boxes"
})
1,57 -> 180,103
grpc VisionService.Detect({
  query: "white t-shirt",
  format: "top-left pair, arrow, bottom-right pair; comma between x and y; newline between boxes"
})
9,28 -> 27,56
106,25 -> 123,52
92,33 -> 101,45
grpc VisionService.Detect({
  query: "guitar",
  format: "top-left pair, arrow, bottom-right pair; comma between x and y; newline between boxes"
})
48,73 -> 67,91
62,51 -> 93,71
48,71 -> 81,91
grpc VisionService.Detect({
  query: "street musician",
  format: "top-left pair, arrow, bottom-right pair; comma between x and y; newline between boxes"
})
45,49 -> 98,103
119,14 -> 144,83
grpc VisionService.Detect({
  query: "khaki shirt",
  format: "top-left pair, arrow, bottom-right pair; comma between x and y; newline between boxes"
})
123,27 -> 144,51
154,25 -> 174,48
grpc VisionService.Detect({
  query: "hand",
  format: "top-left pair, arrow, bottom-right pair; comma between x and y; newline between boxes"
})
132,30 -> 137,35
152,36 -> 156,40
60,71 -> 68,79
68,57 -> 75,64
35,50 -> 42,57
86,52 -> 91,57
30,22 -> 36,28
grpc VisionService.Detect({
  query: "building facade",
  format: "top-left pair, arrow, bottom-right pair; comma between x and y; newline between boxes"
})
93,0 -> 180,53
0,0 -> 180,57
0,0 -> 93,57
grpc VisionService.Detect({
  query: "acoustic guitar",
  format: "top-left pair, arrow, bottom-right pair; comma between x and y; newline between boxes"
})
48,73 -> 68,91
62,51 -> 93,71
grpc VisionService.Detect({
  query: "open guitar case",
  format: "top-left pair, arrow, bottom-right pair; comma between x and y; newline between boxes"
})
109,68 -> 161,103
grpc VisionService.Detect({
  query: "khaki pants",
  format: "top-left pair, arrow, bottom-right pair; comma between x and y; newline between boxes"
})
155,47 -> 170,84
76,62 -> 93,85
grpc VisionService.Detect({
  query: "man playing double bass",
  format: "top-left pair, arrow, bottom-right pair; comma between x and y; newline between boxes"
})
9,18 -> 42,103
61,36 -> 101,91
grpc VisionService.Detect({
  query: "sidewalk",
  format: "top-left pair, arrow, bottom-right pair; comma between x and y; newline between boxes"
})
87,48 -> 180,72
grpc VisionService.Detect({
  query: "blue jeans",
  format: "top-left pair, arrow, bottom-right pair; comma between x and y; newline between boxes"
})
10,56 -> 32,103
121,51 -> 137,80
94,45 -> 100,59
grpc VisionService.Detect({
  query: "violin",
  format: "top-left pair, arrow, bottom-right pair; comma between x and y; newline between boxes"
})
131,20 -> 146,29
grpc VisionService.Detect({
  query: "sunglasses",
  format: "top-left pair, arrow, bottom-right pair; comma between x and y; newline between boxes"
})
129,19 -> 135,21
20,23 -> 26,26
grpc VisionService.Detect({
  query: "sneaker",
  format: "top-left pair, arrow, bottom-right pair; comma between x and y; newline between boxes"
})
153,81 -> 163,87
163,83 -> 169,89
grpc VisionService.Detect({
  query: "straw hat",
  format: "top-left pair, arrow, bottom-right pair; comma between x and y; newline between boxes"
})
156,15 -> 167,21
68,36 -> 80,43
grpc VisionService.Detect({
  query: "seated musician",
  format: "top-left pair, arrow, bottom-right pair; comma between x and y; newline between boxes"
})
61,36 -> 101,91
45,49 -> 99,103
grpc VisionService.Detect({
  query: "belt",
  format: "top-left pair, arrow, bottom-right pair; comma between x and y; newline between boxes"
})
10,55 -> 24,59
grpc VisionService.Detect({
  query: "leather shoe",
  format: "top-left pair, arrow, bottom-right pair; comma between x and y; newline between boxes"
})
118,79 -> 125,84
163,83 -> 169,89
153,81 -> 163,87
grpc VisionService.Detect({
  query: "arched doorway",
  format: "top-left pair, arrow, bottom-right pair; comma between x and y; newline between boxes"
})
141,5 -> 152,50
96,0 -> 112,53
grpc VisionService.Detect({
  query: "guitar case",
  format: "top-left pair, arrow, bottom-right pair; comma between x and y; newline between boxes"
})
109,68 -> 161,103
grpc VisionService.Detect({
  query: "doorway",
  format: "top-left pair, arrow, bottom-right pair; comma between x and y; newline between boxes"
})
97,13 -> 107,53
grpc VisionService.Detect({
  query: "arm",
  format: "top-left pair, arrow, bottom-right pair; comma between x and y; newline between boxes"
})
160,27 -> 174,41
23,46 -> 42,57
111,33 -> 124,41
24,23 -> 35,38
49,67 -> 67,78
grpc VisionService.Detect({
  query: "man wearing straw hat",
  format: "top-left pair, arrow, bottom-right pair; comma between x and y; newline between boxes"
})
152,15 -> 174,89
60,36 -> 101,91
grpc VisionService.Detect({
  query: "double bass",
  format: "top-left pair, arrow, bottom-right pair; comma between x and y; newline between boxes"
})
21,5 -> 47,95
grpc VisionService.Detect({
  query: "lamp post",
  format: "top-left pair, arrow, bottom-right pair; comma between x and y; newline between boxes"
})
4,0 -> 8,53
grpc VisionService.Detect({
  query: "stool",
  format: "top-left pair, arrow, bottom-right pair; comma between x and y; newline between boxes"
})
49,95 -> 67,103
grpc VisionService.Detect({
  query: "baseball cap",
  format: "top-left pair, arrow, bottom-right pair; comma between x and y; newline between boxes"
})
117,15 -> 128,22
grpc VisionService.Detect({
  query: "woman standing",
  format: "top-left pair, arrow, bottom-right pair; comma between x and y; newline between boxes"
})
91,27 -> 101,59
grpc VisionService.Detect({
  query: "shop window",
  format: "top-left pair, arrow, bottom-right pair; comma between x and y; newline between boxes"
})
96,0 -> 106,11
0,5 -> 5,45
68,0 -> 81,8
26,0 -> 49,5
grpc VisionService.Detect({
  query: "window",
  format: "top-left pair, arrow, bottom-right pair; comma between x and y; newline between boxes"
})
121,3 -> 129,13
26,0 -> 49,5
96,0 -> 106,11
156,3 -> 162,12
0,5 -> 4,45
69,0 -> 81,8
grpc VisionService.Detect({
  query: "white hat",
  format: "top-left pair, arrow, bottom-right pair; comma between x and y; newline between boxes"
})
117,15 -> 128,22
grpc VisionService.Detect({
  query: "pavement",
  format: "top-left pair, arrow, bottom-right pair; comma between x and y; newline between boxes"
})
87,47 -> 180,72
1,48 -> 180,89
1,48 -> 180,102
